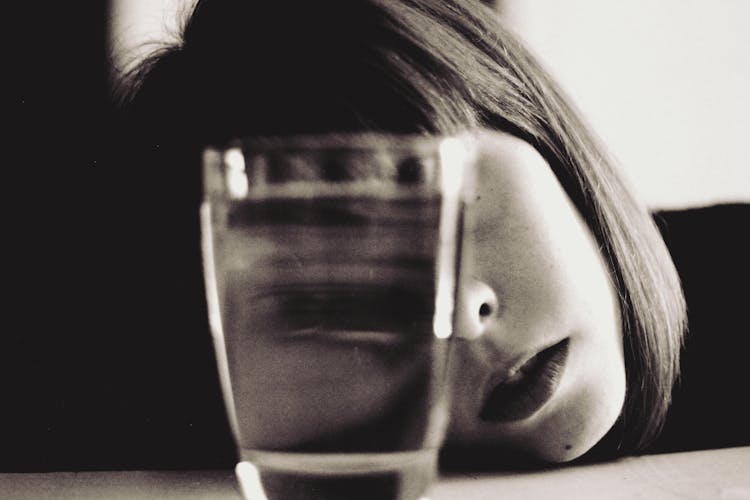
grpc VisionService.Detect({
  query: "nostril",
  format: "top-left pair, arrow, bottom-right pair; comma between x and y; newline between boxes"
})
479,302 -> 493,318
456,280 -> 499,340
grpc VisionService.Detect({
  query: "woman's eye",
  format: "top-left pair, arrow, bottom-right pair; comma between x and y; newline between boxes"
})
253,285 -> 436,342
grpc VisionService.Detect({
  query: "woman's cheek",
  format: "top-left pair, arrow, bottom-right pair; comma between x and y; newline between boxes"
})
522,351 -> 626,462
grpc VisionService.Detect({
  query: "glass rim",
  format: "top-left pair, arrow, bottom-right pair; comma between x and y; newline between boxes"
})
202,131 -> 477,201
214,131 -> 475,152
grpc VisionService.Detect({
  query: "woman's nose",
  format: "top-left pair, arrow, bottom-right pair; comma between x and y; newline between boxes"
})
455,279 -> 499,340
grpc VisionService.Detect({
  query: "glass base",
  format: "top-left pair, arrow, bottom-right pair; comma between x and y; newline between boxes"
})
236,450 -> 436,500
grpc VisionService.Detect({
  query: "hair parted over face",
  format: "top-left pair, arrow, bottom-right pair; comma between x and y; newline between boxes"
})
118,0 -> 686,460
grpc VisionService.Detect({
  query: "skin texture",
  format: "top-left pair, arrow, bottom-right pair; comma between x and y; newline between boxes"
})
449,130 -> 626,462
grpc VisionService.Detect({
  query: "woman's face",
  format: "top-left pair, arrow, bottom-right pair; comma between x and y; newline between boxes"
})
449,130 -> 626,462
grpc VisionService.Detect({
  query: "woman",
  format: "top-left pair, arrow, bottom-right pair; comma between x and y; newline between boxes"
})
116,0 -> 686,464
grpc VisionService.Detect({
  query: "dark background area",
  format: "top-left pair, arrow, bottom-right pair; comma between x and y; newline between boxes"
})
9,3 -> 108,471
7,2 -> 235,472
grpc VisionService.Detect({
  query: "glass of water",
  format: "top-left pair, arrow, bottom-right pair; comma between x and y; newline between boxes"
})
201,133 -> 475,500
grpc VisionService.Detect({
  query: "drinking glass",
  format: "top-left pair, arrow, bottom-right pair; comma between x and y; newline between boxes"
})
200,133 -> 475,500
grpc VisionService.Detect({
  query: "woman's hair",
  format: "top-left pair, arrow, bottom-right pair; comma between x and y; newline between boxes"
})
116,0 -> 686,455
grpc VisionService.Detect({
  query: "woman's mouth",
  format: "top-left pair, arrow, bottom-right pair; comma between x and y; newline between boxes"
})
479,338 -> 570,422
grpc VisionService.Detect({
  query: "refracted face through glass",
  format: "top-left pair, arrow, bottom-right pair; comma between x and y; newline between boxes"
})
202,135 -> 471,494
218,195 -> 446,451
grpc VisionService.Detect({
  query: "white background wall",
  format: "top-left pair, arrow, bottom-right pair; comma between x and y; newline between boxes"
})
109,0 -> 191,74
502,0 -> 750,209
110,0 -> 750,209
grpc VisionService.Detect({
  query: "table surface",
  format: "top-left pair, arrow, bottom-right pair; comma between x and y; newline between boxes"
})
1,446 -> 748,499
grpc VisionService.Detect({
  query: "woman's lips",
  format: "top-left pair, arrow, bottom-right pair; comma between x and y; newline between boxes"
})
479,338 -> 570,422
